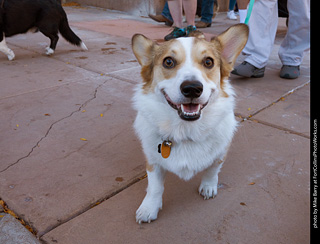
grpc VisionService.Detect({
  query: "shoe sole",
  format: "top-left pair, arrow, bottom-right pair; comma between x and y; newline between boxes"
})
251,73 -> 264,78
196,23 -> 211,28
231,70 -> 264,78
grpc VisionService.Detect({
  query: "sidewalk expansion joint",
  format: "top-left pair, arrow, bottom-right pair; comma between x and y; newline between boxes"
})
0,81 -> 107,174
0,199 -> 37,236
38,171 -> 147,238
247,118 -> 309,139
236,80 -> 310,138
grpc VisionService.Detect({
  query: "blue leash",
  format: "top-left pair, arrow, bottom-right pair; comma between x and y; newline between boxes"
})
244,0 -> 255,25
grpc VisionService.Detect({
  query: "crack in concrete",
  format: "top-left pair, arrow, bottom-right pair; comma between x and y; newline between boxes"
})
0,82 -> 107,174
1,43 -> 143,237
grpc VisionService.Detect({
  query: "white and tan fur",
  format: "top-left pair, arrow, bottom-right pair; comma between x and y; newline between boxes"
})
131,24 -> 249,223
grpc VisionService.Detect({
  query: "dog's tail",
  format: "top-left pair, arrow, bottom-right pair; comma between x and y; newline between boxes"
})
59,15 -> 88,50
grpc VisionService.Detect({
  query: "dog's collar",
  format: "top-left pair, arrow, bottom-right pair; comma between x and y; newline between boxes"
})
158,140 -> 172,159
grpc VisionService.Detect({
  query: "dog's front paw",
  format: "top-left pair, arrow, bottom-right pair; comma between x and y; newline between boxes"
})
136,200 -> 161,224
198,183 -> 218,200
7,49 -> 15,61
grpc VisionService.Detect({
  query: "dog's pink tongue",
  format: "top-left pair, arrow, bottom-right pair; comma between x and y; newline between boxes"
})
182,104 -> 200,113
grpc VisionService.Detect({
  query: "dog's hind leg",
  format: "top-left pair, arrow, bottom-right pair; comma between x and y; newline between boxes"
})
44,34 -> 59,56
38,27 -> 59,56
0,35 -> 15,60
199,155 -> 227,200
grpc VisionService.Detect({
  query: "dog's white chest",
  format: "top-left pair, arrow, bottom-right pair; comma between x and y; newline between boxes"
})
134,109 -> 237,181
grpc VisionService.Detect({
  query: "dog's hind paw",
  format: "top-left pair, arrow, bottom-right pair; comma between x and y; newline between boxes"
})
45,47 -> 54,56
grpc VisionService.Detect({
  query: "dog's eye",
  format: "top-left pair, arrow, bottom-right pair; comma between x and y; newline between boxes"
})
163,57 -> 175,69
203,57 -> 214,69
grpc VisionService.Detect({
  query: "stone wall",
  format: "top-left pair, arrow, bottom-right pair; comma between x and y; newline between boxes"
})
64,0 -> 229,17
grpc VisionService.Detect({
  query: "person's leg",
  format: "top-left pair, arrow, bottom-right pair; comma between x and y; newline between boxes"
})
168,0 -> 183,28
228,0 -> 236,10
237,0 -> 249,23
165,0 -> 197,40
243,0 -> 278,69
232,0 -> 278,77
278,0 -> 310,79
279,0 -> 310,67
162,1 -> 174,22
227,0 -> 237,20
200,0 -> 214,23
182,0 -> 197,26
165,0 -> 186,40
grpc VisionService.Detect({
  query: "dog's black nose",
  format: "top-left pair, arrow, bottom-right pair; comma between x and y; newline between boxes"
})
180,81 -> 203,98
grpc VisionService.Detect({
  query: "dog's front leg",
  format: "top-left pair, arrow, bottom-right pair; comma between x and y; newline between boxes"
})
0,36 -> 15,61
199,156 -> 225,200
136,164 -> 166,224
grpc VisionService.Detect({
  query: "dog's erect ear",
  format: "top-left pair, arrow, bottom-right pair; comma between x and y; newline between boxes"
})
132,34 -> 157,66
213,24 -> 249,67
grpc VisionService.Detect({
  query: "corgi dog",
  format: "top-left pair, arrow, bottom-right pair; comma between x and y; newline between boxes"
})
131,24 -> 249,223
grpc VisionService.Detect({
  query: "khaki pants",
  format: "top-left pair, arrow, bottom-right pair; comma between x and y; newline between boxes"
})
243,0 -> 310,68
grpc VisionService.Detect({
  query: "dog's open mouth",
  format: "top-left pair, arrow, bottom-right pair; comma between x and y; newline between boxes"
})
162,91 -> 208,121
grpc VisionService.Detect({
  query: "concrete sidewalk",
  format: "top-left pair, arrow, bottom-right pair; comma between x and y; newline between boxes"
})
0,6 -> 310,244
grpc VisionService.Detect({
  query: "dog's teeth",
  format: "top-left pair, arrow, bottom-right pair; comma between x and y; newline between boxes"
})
181,104 -> 185,113
181,104 -> 201,116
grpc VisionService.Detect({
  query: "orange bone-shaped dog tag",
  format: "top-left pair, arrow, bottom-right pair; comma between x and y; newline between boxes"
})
158,140 -> 172,159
